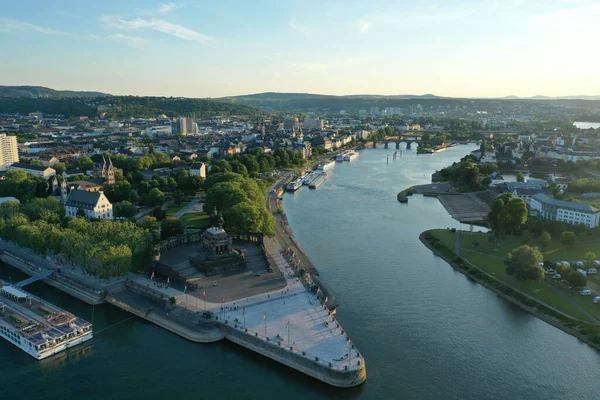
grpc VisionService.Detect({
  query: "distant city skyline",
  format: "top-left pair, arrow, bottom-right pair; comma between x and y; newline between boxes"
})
1,0 -> 599,98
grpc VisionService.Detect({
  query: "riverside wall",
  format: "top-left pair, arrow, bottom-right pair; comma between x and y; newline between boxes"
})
104,295 -> 225,343
222,324 -> 367,387
0,252 -> 105,305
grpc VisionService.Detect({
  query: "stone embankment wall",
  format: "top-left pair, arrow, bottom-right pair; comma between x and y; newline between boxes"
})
0,252 -> 105,305
222,324 -> 366,388
105,294 -> 225,343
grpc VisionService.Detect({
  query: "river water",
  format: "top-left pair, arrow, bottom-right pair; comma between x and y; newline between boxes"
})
574,121 -> 600,130
2,144 -> 600,399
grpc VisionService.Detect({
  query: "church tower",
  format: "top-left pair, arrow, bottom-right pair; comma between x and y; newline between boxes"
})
60,172 -> 68,204
106,156 -> 115,185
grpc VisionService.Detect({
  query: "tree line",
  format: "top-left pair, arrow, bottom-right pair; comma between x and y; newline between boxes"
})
0,199 -> 154,278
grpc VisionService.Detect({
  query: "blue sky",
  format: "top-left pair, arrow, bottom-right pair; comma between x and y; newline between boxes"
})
0,0 -> 598,98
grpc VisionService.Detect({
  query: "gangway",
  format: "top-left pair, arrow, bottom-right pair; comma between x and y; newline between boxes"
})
15,270 -> 54,288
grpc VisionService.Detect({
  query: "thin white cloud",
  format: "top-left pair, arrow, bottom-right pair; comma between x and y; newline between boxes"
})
0,18 -> 71,36
100,15 -> 211,44
358,21 -> 370,35
90,33 -> 145,48
107,34 -> 145,48
157,2 -> 181,13
358,5 -> 472,34
289,17 -> 311,39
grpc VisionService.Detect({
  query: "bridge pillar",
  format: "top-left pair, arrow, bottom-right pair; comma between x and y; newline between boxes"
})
373,142 -> 377,148
406,142 -> 412,149
384,142 -> 389,149
395,142 -> 400,149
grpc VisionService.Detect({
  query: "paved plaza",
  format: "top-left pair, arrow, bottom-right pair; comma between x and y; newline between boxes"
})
132,233 -> 364,371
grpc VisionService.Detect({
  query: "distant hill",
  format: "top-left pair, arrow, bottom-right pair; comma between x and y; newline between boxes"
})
215,92 -> 445,111
0,85 -> 110,98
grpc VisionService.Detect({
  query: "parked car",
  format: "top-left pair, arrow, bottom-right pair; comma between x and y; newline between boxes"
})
594,296 -> 600,304
580,289 -> 592,296
552,274 -> 561,279
546,269 -> 556,275
588,268 -> 597,275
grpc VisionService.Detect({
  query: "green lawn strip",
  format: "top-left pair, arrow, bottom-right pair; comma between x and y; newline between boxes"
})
179,212 -> 209,229
166,201 -> 190,216
460,251 -> 591,321
456,231 -> 600,263
428,229 -> 593,322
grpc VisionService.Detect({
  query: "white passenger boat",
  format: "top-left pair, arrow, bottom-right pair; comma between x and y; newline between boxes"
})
0,281 -> 93,360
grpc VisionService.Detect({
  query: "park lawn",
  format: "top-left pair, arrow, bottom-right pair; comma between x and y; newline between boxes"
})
167,201 -> 190,216
428,229 -> 593,321
180,212 -> 209,229
460,250 -> 592,321
455,230 -> 600,263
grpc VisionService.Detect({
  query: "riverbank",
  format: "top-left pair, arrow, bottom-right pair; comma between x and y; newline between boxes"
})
420,230 -> 600,351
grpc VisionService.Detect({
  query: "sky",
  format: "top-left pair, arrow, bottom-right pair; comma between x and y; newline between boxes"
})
0,0 -> 599,98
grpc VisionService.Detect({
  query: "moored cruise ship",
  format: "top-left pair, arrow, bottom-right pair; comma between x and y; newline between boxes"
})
343,151 -> 359,161
317,160 -> 336,171
0,280 -> 92,360
286,178 -> 303,192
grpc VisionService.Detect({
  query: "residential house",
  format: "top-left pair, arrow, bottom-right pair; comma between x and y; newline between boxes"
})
189,162 -> 206,178
9,163 -> 56,178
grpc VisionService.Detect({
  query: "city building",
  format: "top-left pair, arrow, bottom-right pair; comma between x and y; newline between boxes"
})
303,118 -> 324,131
146,126 -> 173,136
64,189 -> 113,220
283,117 -> 300,130
9,163 -> 56,178
189,162 -> 206,178
529,193 -> 600,228
171,117 -> 199,135
92,156 -> 116,185
0,134 -> 19,168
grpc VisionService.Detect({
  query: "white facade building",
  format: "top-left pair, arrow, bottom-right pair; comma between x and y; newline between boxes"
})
0,134 -> 19,168
529,193 -> 600,228
65,189 -> 113,220
189,162 -> 206,178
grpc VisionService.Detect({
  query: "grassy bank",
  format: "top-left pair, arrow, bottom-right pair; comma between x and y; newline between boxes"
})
422,229 -> 600,348
397,186 -> 414,202
180,212 -> 209,229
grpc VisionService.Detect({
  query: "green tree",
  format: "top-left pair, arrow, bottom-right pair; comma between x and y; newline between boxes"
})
161,217 -> 183,239
53,162 -> 66,175
560,231 -> 577,248
74,156 -> 94,171
563,269 -> 587,287
147,188 -> 165,207
516,172 -> 525,182
505,245 -> 544,280
138,216 -> 159,231
506,198 -> 528,235
173,190 -> 185,206
584,252 -> 597,268
114,201 -> 137,218
540,231 -> 552,250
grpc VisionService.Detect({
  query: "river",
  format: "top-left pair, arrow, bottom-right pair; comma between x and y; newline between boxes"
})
574,121 -> 600,130
2,144 -> 600,399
